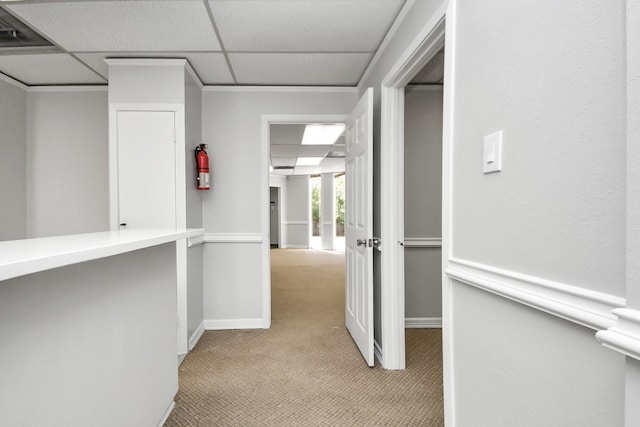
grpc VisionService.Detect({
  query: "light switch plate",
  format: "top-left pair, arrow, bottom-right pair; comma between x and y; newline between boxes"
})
483,131 -> 503,174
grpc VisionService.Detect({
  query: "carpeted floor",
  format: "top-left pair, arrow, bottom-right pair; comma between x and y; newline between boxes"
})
165,249 -> 443,426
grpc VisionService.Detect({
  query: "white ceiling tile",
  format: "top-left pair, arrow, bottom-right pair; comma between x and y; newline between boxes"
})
0,53 -> 105,85
229,53 -> 371,85
321,157 -> 345,168
270,124 -> 305,145
271,158 -> 297,167
76,52 -> 233,83
270,145 -> 300,157
8,1 -> 221,52
298,145 -> 331,157
209,0 -> 404,52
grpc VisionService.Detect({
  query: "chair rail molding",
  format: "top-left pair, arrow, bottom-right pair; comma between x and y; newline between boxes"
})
203,233 -> 263,243
596,308 -> 640,360
446,257 -> 625,331
404,237 -> 442,248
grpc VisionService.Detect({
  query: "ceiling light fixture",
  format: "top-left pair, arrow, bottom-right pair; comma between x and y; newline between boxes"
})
296,157 -> 324,166
301,124 -> 345,145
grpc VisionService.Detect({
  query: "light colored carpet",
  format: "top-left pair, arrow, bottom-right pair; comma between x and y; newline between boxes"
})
165,249 -> 444,426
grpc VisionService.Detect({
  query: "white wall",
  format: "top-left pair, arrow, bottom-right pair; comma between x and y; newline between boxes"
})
108,62 -> 184,105
26,89 -> 109,238
0,243 -> 178,426
453,283 -> 624,427
201,88 -> 356,324
404,86 -> 443,321
0,78 -> 27,241
286,175 -> 311,249
448,0 -> 626,425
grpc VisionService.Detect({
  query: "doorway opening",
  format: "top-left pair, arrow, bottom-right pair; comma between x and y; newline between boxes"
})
378,5 -> 448,373
270,186 -> 281,248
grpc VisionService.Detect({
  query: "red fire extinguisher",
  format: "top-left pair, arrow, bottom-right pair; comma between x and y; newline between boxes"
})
195,144 -> 210,190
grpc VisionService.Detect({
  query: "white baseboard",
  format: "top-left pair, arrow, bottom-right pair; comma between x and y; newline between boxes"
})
189,321 -> 205,350
405,317 -> 442,328
374,339 -> 383,365
178,352 -> 187,366
157,401 -> 175,427
204,318 -> 265,330
284,244 -> 309,249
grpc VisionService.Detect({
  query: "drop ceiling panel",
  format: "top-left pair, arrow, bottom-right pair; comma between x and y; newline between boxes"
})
270,145 -> 300,158
230,53 -> 371,85
7,1 -> 221,52
270,124 -> 305,145
298,145 -> 332,157
76,52 -> 234,83
271,158 -> 297,167
209,0 -> 404,52
0,53 -> 105,85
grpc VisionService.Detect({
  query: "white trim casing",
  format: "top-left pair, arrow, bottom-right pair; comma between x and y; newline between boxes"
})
447,258 -> 625,331
189,321 -> 205,351
597,309 -> 640,360
283,221 -> 309,225
379,2 -> 447,372
405,317 -> 442,328
204,318 -> 266,330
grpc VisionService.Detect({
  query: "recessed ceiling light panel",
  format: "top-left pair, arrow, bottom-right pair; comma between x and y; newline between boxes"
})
301,124 -> 345,145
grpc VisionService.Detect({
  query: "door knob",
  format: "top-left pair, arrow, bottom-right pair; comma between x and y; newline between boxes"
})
356,238 -> 367,247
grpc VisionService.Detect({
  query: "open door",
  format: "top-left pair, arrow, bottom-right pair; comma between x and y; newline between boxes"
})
345,88 -> 374,366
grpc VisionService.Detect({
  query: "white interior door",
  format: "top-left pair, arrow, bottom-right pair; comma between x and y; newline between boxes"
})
117,111 -> 176,229
345,88 -> 374,366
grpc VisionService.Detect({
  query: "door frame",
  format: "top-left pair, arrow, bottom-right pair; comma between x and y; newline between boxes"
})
108,103 -> 190,358
261,114 -> 349,328
378,0 -> 455,421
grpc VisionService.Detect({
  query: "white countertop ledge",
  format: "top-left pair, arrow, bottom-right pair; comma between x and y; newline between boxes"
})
0,229 -> 204,282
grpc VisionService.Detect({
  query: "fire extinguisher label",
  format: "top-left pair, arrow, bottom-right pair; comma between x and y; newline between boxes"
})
199,173 -> 210,189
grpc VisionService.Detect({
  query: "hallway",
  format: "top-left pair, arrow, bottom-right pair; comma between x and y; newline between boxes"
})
165,249 -> 443,426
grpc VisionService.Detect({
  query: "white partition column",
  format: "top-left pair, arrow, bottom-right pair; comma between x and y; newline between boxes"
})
321,173 -> 336,250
